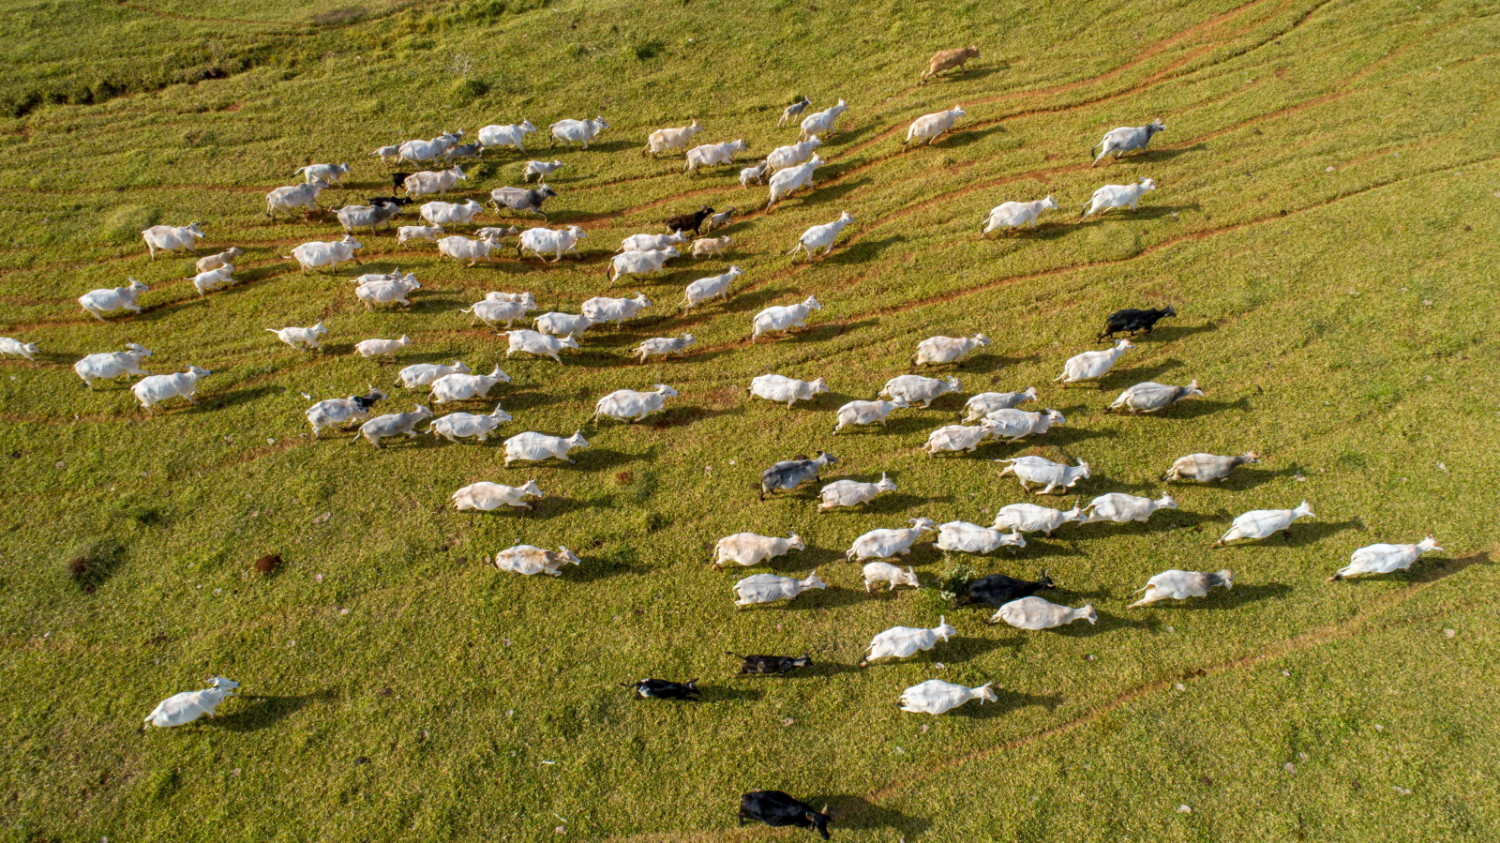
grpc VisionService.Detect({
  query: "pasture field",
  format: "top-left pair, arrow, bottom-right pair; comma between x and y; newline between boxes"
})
2,0 -> 1499,839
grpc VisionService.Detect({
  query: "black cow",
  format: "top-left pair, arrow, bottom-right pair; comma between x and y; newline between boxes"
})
760,452 -> 837,500
392,172 -> 412,193
624,678 -> 700,700
666,205 -> 715,235
365,196 -> 412,208
729,652 -> 812,676
1098,306 -> 1176,341
739,791 -> 831,840
960,571 -> 1055,607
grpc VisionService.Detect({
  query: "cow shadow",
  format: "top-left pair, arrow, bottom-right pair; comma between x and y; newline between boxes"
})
1133,202 -> 1201,221
1282,518 -> 1363,548
1216,465 -> 1302,491
782,587 -> 868,611
1053,611 -> 1156,638
532,494 -> 612,519
213,688 -> 339,732
941,352 -> 1042,375
1142,143 -> 1208,163
567,557 -> 648,582
934,123 -> 1007,150
945,634 -> 1022,663
1145,396 -> 1251,420
863,491 -> 950,514
952,688 -> 1064,720
1132,320 -> 1218,344
809,796 -> 930,835
790,660 -> 861,679
826,233 -> 905,265
206,385 -> 279,411
1024,426 -> 1115,448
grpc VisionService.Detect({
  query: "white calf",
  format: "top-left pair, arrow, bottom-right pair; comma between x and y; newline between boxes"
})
79,279 -> 149,321
593,384 -> 678,423
452,480 -> 544,512
712,532 -> 805,569
681,266 -> 742,313
751,295 -> 821,341
141,223 -> 205,259
131,366 -> 210,414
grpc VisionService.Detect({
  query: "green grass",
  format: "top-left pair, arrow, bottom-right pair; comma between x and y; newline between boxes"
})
2,0 -> 1499,839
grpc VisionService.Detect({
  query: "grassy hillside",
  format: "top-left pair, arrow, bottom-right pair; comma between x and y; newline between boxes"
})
1,0 -> 1498,839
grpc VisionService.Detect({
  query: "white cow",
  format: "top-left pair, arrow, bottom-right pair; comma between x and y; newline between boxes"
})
430,367 -> 510,404
265,322 -> 328,350
438,234 -> 504,267
995,456 -> 1090,495
131,366 -> 210,414
1107,380 -> 1203,413
284,236 -> 362,274
593,384 -> 678,423
684,139 -> 747,173
143,677 -> 238,728
739,160 -> 771,187
733,571 -> 826,607
477,120 -> 537,151
403,166 -> 467,197
779,97 -> 811,127
935,521 -> 1026,554
751,295 -> 821,341
1081,492 -> 1176,524
582,293 -> 653,326
355,336 -> 413,358
265,181 -> 327,218
427,405 -> 512,442
305,389 -> 386,436
607,247 -> 679,285
141,223 -> 205,260
295,162 -> 350,186
464,298 -> 537,330
765,136 -> 821,172
799,99 -> 848,140
353,406 -> 434,446
992,502 -> 1084,536
421,199 -> 485,226
398,224 -> 444,243
766,154 -> 823,209
963,388 -> 1039,421
904,105 -> 965,147
914,333 -> 988,366
1091,119 -> 1166,167
493,545 -> 581,577
533,312 -> 596,338
749,374 -> 829,407
191,265 -> 239,297
79,278 -> 150,321
899,680 -> 997,715
1080,177 -> 1157,219
550,116 -> 609,148
1164,452 -> 1259,483
618,231 -> 689,253
880,374 -> 961,408
1331,537 -> 1443,581
371,144 -> 401,166
504,330 -> 579,363
522,159 -> 564,183
2,337 -> 37,361
502,430 -> 590,465
990,596 -> 1096,629
818,473 -> 896,511
681,266 -> 743,313
645,119 -> 704,156
355,277 -> 421,310
1055,340 -> 1133,384
518,226 -> 588,262
196,246 -> 241,273
1212,501 -> 1315,548
1128,569 -> 1233,607
396,360 -> 470,390
923,421 -> 1001,455
845,518 -> 936,562
982,196 -> 1058,236
862,562 -> 919,593
632,335 -> 695,363
786,211 -> 854,259
398,132 -> 461,164
73,343 -> 152,389
712,532 -> 805,569
833,397 -> 908,433
862,616 -> 955,664
452,480 -> 544,512
983,408 -> 1066,442
691,235 -> 733,258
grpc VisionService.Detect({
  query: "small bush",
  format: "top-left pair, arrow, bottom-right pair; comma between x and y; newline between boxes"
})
450,77 -> 490,106
631,39 -> 664,61
101,205 -> 160,245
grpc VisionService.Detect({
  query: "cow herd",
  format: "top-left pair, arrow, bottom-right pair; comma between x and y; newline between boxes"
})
0,40 -> 1451,840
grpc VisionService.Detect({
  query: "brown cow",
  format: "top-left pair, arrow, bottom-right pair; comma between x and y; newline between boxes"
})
920,45 -> 980,84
